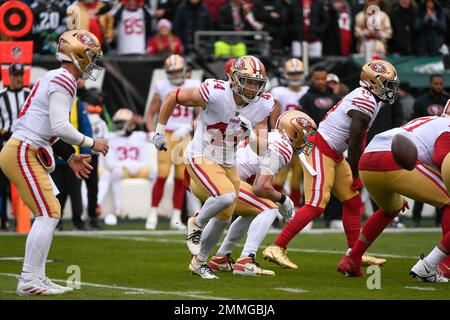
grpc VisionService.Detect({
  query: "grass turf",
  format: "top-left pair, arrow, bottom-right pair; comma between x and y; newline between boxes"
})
0,230 -> 449,300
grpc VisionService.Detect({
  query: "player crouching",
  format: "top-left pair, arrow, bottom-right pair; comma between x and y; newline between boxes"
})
208,111 -> 317,276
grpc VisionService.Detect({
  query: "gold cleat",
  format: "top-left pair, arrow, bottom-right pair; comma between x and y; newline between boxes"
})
262,244 -> 298,269
362,255 -> 387,266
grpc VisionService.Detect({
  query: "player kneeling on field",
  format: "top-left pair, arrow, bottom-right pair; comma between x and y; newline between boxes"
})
98,108 -> 155,224
207,110 -> 317,276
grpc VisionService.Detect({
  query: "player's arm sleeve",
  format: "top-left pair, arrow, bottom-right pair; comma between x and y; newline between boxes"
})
198,79 -> 220,107
349,92 -> 377,119
433,132 -> 450,169
48,92 -> 94,147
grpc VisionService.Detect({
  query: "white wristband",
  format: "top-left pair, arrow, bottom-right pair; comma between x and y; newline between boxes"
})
155,123 -> 166,135
80,136 -> 94,148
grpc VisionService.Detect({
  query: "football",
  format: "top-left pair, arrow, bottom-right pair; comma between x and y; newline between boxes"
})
391,134 -> 418,171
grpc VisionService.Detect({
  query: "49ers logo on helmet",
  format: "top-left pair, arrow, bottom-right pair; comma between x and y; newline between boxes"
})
370,63 -> 387,74
77,33 -> 95,48
233,58 -> 245,71
296,117 -> 312,128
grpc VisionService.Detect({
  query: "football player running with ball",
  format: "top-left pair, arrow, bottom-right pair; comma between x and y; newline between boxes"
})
263,60 -> 399,270
0,30 -> 108,295
338,102 -> 450,282
208,111 -> 317,277
151,56 -> 276,279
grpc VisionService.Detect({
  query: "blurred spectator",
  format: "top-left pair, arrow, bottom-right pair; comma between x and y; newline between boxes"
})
354,0 -> 392,57
398,82 -> 415,122
173,0 -> 212,54
113,0 -> 152,55
217,0 -> 252,31
146,0 -> 182,30
74,0 -> 115,51
414,0 -> 447,56
412,74 -> 450,118
389,0 -> 417,55
251,0 -> 286,53
29,0 -> 67,55
204,0 -> 228,27
299,66 -> 341,126
326,73 -> 341,96
147,18 -> 184,56
0,64 -> 30,230
322,0 -> 353,56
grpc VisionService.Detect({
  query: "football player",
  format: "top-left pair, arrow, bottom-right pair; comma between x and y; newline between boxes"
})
270,58 -> 309,209
98,108 -> 154,224
151,55 -> 275,279
0,30 -> 108,295
263,59 -> 400,269
208,111 -> 317,277
337,111 -> 450,282
145,55 -> 201,230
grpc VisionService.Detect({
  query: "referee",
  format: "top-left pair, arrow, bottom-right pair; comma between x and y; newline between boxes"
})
0,64 -> 30,230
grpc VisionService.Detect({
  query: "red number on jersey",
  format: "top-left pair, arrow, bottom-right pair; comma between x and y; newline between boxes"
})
124,18 -> 144,35
261,92 -> 271,100
116,146 -> 140,161
172,104 -> 190,118
213,79 -> 225,90
402,117 -> 435,132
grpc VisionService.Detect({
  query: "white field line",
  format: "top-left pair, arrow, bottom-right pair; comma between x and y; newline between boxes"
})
0,273 -> 231,300
0,228 -> 441,237
275,288 -> 309,293
0,257 -> 54,263
404,286 -> 438,291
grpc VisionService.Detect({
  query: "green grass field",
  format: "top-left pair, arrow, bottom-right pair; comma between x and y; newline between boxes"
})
1,226 -> 449,300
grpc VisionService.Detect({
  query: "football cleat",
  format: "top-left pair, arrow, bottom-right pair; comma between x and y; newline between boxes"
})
145,208 -> 158,230
189,257 -> 219,279
16,276 -> 64,296
262,244 -> 298,269
208,255 -> 235,272
362,255 -> 387,266
410,256 -> 448,283
337,255 -> 363,277
186,217 -> 202,256
41,277 -> 74,293
233,255 -> 275,276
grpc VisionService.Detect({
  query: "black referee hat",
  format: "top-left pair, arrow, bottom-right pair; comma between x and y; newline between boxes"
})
9,63 -> 24,75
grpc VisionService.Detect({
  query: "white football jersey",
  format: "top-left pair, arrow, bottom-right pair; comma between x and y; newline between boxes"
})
117,8 -> 147,55
153,78 -> 201,131
236,131 -> 294,182
270,85 -> 309,113
365,116 -> 450,167
13,68 -> 77,148
185,79 -> 274,167
318,87 -> 381,154
105,131 -> 150,170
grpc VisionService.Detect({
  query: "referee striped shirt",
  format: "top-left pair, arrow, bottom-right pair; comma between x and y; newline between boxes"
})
0,87 -> 30,134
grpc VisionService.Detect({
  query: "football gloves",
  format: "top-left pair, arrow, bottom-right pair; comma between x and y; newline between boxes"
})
278,195 -> 295,222
149,131 -> 168,151
238,115 -> 256,143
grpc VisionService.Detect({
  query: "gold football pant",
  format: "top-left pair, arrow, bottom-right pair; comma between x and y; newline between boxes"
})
186,157 -> 240,220
303,146 -> 358,209
157,131 -> 190,180
0,138 -> 60,218
235,181 -> 277,217
361,164 -> 450,213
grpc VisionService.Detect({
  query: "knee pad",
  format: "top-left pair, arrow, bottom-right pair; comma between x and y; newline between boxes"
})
218,192 -> 236,208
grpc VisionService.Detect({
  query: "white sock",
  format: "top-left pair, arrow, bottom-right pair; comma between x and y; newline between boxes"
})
198,218 -> 230,261
170,209 -> 182,224
241,209 -> 278,257
195,192 -> 236,227
423,247 -> 447,269
21,217 -> 59,281
97,170 -> 111,205
111,169 -> 123,212
216,216 -> 253,257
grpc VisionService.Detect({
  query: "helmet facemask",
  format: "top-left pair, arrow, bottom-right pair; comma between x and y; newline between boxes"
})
285,71 -> 304,88
166,66 -> 186,86
232,72 -> 267,104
